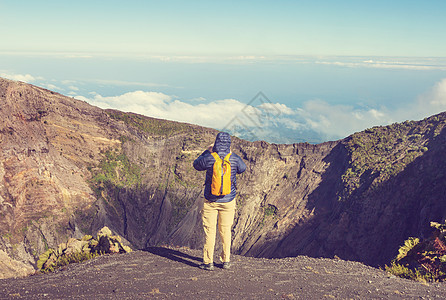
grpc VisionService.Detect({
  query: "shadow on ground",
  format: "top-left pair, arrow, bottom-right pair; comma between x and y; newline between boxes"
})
146,246 -> 202,268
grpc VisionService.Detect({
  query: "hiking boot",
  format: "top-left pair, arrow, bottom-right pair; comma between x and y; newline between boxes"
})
199,263 -> 214,271
222,262 -> 231,270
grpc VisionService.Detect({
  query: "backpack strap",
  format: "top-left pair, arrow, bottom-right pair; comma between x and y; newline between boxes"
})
210,152 -> 232,196
210,152 -> 220,161
223,152 -> 232,162
211,152 -> 232,161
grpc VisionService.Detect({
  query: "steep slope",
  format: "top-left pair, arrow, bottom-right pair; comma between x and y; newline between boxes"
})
1,77 -> 445,278
0,77 -> 124,274
253,118 -> 446,266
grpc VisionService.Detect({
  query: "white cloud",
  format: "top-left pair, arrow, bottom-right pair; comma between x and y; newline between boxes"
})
75,78 -> 446,143
277,118 -> 305,130
426,78 -> 446,106
369,109 -> 385,119
315,58 -> 446,71
190,96 -> 207,102
42,83 -> 62,91
80,91 -> 248,130
295,78 -> 446,140
61,80 -> 77,85
295,99 -> 391,139
258,102 -> 294,115
399,78 -> 446,119
0,72 -> 38,83
78,89 -> 388,142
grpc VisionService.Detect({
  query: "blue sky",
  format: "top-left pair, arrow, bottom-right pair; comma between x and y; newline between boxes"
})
2,0 -> 446,56
1,1 -> 446,143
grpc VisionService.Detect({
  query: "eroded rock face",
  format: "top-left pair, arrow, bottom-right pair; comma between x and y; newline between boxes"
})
1,77 -> 446,279
0,250 -> 34,279
0,78 -> 123,273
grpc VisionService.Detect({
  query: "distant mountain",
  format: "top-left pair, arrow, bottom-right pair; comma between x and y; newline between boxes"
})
1,77 -> 445,278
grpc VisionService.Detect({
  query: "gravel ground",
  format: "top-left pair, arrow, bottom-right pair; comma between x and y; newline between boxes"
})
1,247 -> 445,299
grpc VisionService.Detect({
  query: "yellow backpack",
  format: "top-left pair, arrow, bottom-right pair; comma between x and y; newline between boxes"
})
210,152 -> 232,196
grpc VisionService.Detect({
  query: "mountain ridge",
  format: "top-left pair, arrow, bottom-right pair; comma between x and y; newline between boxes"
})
1,77 -> 445,278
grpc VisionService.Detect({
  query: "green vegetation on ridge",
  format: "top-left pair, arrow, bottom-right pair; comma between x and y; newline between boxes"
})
106,109 -> 191,137
339,115 -> 446,201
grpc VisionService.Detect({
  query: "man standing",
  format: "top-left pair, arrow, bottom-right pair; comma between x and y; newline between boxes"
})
193,132 -> 247,271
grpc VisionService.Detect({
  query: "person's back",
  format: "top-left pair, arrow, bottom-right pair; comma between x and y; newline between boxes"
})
193,132 -> 246,270
193,132 -> 246,203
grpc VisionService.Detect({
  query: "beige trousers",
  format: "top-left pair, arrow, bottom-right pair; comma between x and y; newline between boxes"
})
201,199 -> 236,264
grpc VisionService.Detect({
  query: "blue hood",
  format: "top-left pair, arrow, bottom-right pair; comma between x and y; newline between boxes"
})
213,132 -> 231,155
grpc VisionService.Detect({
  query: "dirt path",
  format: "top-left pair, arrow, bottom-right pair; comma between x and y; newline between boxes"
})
1,247 -> 445,299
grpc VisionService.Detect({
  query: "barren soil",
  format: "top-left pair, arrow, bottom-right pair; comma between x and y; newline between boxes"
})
1,247 -> 445,299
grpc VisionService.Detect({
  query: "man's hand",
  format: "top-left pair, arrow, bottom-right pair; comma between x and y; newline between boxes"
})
207,144 -> 214,152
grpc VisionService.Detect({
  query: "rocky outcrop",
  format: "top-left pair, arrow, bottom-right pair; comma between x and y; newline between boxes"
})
0,250 -> 34,279
37,226 -> 132,273
1,77 -> 445,279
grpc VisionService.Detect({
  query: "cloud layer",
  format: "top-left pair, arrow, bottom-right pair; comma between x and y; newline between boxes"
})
75,78 -> 446,143
316,59 -> 446,71
76,91 -> 249,131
